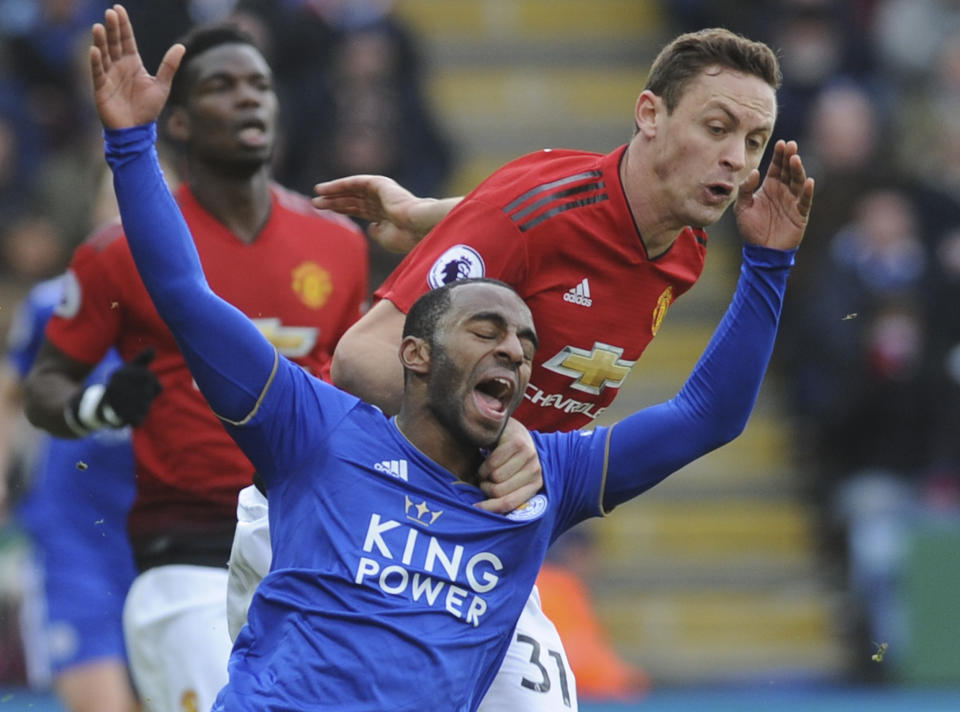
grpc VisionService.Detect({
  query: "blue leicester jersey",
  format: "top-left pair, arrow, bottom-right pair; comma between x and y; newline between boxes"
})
217,359 -> 610,712
6,276 -> 135,543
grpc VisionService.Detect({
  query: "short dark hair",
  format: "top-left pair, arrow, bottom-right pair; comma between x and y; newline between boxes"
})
166,24 -> 261,108
644,28 -> 781,113
403,278 -> 516,344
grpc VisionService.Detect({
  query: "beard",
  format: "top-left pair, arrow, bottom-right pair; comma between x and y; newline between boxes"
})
426,343 -> 503,450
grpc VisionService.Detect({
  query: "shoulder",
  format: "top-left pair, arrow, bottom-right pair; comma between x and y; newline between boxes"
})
470,148 -> 605,206
80,218 -> 127,254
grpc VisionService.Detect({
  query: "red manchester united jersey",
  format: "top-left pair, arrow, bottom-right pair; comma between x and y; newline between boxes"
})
47,183 -> 368,550
377,145 -> 708,432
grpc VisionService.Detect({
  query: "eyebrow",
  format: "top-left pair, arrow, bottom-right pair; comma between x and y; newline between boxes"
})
468,312 -> 539,350
705,102 -> 773,134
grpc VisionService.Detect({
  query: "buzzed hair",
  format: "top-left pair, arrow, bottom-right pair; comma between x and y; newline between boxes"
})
403,278 -> 516,345
166,24 -> 262,109
644,28 -> 781,114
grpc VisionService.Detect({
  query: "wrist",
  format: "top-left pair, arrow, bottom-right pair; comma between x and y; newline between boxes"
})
64,384 -> 123,435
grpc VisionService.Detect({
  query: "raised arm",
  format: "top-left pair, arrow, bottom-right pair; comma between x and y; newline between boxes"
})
92,5 -> 274,422
600,142 -> 813,508
600,244 -> 795,509
312,175 -> 461,253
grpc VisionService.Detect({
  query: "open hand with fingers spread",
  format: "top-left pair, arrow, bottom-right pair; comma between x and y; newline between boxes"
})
734,139 -> 815,251
90,4 -> 185,130
313,175 -> 461,253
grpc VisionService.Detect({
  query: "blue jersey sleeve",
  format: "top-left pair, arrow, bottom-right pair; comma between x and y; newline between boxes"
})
531,426 -> 614,537
5,282 -> 57,379
103,123 -> 275,424
222,356 -> 362,488
597,244 -> 794,510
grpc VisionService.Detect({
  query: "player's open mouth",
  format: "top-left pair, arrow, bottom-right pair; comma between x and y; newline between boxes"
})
473,376 -> 515,419
236,119 -> 268,146
702,182 -> 733,206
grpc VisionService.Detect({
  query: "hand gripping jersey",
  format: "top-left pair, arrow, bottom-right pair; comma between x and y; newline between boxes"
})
45,180 -> 368,568
377,146 -> 708,431
104,123 -> 793,711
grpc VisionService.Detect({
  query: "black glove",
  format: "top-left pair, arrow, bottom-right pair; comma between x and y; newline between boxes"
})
64,347 -> 163,435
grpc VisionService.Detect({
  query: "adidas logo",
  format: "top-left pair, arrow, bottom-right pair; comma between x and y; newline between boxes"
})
374,459 -> 409,481
563,278 -> 592,307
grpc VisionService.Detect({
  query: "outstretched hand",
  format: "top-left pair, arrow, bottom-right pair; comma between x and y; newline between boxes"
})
733,140 -> 815,251
90,4 -> 184,130
313,175 -> 460,253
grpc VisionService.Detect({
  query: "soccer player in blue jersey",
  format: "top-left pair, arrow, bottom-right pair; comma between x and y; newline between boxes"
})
1,275 -> 143,712
88,5 -> 813,710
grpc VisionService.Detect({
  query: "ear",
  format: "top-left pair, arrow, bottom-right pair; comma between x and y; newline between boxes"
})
399,336 -> 430,375
634,90 -> 661,139
165,107 -> 190,143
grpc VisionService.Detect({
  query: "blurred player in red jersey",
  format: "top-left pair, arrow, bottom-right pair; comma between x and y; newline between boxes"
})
236,27 -> 811,712
22,22 -> 369,712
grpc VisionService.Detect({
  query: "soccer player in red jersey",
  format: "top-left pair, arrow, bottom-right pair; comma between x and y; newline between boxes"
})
311,28 -> 804,711
23,23 -> 368,712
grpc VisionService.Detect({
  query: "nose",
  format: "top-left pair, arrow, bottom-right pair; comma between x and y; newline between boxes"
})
496,331 -> 526,366
720,138 -> 746,173
234,81 -> 264,107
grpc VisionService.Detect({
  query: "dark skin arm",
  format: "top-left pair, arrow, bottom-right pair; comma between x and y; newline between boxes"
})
23,341 -> 96,439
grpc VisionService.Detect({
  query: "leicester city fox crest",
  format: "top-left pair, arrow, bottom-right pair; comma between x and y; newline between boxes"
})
505,494 -> 548,521
427,245 -> 485,289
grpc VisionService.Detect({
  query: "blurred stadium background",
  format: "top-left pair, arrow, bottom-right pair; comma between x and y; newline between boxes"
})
1,0 -> 960,710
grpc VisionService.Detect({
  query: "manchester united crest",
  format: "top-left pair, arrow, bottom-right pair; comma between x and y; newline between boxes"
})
291,262 -> 332,309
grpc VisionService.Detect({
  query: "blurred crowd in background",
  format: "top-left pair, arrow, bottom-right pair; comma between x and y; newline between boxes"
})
0,0 -> 958,695
675,0 -> 960,677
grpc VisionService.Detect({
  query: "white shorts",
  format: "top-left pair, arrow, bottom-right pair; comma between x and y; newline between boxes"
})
477,586 -> 578,711
123,564 -> 233,712
226,484 -> 271,641
226,484 -> 579,710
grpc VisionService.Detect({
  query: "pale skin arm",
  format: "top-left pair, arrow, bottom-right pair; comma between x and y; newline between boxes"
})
312,175 -> 462,254
331,299 -> 543,513
734,139 -> 815,249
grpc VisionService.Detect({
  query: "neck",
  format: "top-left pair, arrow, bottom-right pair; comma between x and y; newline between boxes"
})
395,406 -> 484,485
185,161 -> 272,244
620,140 -> 684,259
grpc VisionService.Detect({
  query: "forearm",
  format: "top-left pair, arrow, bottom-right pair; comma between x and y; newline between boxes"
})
23,367 -> 83,438
104,124 -> 274,421
603,244 -> 794,506
413,197 -> 462,235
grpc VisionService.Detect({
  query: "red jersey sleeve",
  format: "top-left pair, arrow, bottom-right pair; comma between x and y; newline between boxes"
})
375,199 -> 529,313
45,224 -> 127,366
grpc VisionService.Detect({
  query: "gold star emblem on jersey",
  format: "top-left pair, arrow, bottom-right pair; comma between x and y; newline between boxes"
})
651,286 -> 674,335
405,495 -> 443,526
291,261 -> 332,309
542,342 -> 636,395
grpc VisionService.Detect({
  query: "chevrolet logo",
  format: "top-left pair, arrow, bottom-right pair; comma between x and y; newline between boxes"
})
542,342 -> 635,395
251,318 -> 319,358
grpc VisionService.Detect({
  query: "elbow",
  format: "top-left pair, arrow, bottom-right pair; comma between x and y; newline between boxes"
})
330,339 -> 359,393
708,412 -> 751,451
